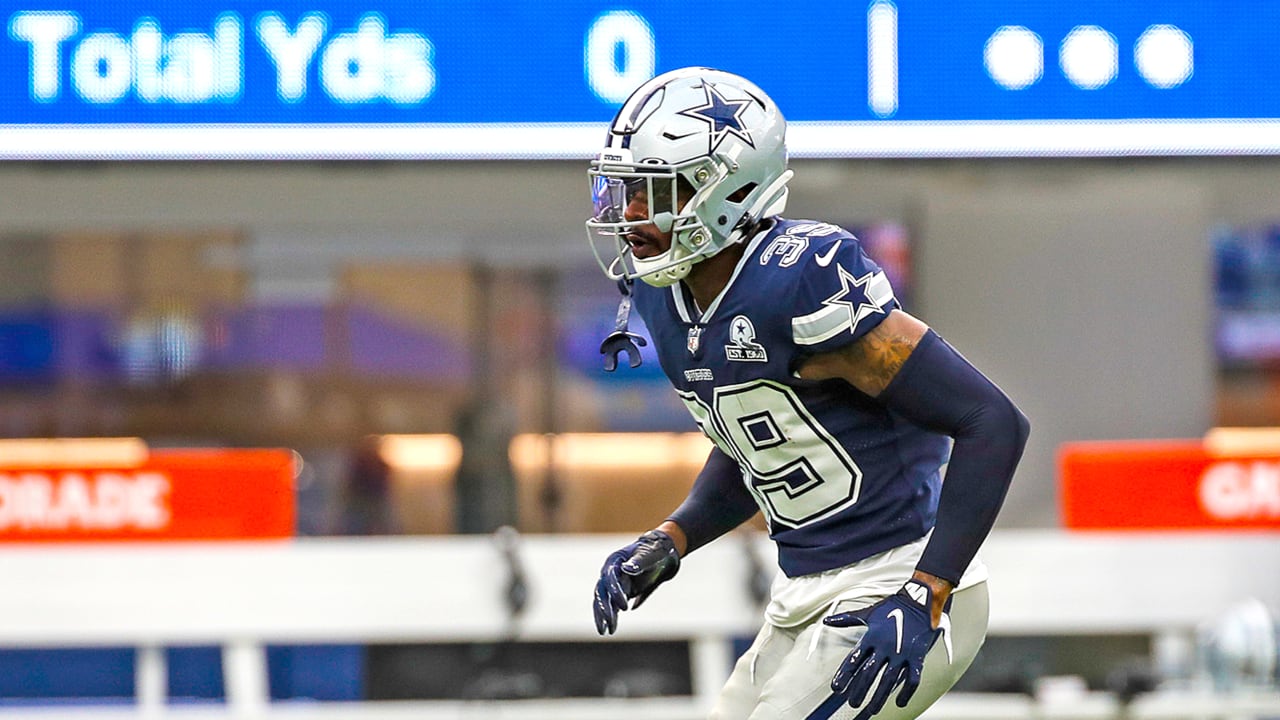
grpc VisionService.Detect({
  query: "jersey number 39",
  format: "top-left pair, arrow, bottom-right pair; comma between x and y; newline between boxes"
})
679,380 -> 862,529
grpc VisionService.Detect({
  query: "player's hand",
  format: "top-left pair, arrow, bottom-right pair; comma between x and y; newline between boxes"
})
592,530 -> 680,635
823,579 -> 945,719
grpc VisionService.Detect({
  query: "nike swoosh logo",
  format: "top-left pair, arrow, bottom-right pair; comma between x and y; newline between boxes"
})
815,240 -> 841,267
888,608 -> 904,653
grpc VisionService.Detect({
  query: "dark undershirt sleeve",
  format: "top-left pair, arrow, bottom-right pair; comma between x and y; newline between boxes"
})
666,446 -> 760,555
878,330 -> 1031,585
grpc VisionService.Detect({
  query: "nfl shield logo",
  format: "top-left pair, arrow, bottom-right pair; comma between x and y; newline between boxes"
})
687,326 -> 703,355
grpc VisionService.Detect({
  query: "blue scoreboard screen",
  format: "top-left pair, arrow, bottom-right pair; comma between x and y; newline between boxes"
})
1,2 -> 1275,158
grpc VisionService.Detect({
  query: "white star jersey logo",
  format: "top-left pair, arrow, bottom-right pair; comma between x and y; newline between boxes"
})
826,263 -> 891,334
725,315 -> 768,362
792,262 -> 896,347
678,81 -> 755,154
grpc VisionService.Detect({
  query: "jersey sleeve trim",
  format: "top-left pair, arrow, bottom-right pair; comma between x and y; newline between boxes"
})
791,269 -> 895,346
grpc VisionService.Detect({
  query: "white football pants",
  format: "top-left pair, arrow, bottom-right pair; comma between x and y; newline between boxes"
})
709,580 -> 989,720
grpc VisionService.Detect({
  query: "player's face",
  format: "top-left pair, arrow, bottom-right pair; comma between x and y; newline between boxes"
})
622,177 -> 694,260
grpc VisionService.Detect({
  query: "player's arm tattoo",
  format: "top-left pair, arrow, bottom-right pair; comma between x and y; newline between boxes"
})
840,322 -> 919,394
796,309 -> 929,396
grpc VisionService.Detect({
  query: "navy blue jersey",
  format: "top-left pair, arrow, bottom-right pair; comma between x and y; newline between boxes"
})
633,218 -> 951,577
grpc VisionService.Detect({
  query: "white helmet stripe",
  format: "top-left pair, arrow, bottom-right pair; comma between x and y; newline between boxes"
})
613,66 -> 713,134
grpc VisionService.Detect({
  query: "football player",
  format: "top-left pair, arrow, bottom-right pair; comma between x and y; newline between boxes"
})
587,67 -> 1030,720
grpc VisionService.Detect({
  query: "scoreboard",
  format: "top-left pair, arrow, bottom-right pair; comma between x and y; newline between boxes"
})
1,1 -> 1277,158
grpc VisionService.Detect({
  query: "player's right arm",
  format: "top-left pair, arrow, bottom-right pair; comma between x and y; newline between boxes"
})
592,446 -> 759,634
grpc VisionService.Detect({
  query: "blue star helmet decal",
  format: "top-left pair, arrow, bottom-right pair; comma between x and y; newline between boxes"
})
678,81 -> 755,153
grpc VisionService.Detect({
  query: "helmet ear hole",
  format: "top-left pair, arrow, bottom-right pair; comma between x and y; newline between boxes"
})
717,183 -> 755,227
727,182 -> 756,203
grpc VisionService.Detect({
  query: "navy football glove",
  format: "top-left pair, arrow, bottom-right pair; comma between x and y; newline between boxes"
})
823,579 -> 947,719
592,530 -> 680,635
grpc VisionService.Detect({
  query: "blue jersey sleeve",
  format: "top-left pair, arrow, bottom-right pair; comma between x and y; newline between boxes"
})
790,234 -> 899,354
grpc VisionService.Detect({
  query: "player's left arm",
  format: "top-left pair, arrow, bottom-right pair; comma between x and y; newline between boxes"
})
797,309 -> 1030,624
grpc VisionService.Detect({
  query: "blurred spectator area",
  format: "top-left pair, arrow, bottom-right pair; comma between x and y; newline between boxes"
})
0,230 -> 473,443
4,218 -> 1280,535
0,229 -> 690,443
0,229 -> 737,535
375,431 -> 762,535
1213,221 -> 1280,425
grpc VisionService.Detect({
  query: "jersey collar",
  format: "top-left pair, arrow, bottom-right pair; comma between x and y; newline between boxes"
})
671,222 -> 776,325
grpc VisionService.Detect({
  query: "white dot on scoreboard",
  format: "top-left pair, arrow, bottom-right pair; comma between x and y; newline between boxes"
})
985,25 -> 1044,90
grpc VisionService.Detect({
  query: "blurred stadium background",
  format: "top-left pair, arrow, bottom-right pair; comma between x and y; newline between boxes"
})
0,2 -> 1278,718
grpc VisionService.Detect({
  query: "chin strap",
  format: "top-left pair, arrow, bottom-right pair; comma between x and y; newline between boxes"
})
600,278 -> 647,372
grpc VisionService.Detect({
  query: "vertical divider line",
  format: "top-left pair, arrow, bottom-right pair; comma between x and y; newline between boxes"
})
868,0 -> 899,117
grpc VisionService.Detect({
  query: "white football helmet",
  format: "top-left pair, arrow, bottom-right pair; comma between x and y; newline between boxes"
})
586,67 -> 793,287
